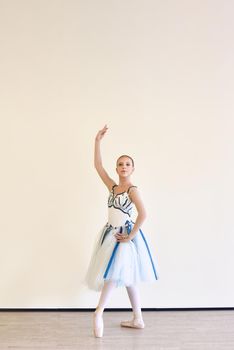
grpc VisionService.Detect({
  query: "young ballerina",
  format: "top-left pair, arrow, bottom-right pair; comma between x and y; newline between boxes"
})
85,125 -> 158,338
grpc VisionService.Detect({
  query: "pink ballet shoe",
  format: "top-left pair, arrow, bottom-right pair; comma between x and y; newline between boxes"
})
93,311 -> 104,338
120,318 -> 145,329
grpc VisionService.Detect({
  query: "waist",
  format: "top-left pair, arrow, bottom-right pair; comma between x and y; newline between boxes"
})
105,219 -> 134,230
107,207 -> 132,227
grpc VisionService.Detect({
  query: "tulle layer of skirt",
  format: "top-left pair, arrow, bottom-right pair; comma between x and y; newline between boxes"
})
84,220 -> 159,291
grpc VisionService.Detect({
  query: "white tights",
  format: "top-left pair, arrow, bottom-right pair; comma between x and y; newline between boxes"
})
95,280 -> 142,320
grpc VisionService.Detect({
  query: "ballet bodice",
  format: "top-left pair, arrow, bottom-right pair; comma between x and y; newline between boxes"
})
107,185 -> 136,227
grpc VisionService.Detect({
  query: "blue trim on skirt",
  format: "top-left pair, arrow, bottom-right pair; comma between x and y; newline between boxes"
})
103,221 -> 158,280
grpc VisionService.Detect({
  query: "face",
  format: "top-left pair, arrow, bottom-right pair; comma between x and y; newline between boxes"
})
116,157 -> 134,177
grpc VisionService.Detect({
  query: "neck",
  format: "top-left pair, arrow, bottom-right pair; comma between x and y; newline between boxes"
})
118,176 -> 131,187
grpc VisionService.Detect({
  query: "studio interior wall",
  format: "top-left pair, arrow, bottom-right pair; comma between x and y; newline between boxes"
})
0,0 -> 233,308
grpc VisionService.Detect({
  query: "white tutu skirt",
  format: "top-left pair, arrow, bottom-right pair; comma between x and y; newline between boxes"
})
84,220 -> 159,291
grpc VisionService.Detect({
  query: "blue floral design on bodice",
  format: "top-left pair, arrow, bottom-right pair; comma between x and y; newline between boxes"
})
108,188 -> 135,217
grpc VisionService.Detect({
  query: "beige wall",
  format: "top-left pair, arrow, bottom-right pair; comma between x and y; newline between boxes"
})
0,0 -> 233,308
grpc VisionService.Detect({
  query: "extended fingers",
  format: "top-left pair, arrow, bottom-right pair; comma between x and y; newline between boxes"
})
99,126 -> 108,138
101,125 -> 108,133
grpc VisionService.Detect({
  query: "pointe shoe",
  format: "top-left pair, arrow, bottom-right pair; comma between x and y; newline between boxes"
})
120,318 -> 145,329
93,311 -> 104,338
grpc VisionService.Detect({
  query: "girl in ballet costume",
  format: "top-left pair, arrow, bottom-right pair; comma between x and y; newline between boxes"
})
85,125 -> 158,338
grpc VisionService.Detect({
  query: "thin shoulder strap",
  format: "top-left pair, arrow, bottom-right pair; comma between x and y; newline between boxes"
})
127,185 -> 137,194
112,184 -> 117,192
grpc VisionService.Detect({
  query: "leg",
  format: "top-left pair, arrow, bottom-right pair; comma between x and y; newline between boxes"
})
126,284 -> 143,319
120,284 -> 145,329
93,280 -> 116,337
95,279 -> 116,314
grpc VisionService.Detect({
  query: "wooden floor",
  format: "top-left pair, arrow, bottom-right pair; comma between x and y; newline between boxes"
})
0,310 -> 233,349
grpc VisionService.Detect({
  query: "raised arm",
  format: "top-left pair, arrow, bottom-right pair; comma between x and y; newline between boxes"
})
94,125 -> 116,191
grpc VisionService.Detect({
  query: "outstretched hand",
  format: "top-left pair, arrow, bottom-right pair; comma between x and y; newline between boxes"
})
95,125 -> 108,142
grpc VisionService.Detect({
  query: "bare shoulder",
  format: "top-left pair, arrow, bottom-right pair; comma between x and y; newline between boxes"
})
128,186 -> 142,201
128,186 -> 146,216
